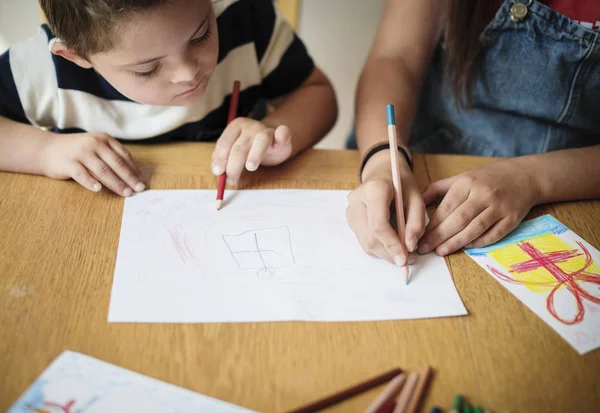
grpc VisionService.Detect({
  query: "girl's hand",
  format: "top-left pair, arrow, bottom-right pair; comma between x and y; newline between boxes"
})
346,150 -> 425,266
41,132 -> 145,196
211,118 -> 293,185
418,160 -> 541,256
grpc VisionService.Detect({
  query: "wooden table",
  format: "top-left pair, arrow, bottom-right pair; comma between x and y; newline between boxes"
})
1,143 -> 599,412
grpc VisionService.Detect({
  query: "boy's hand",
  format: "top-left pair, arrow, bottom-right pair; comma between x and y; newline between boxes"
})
41,132 -> 146,196
418,160 -> 540,256
211,118 -> 293,185
346,151 -> 425,265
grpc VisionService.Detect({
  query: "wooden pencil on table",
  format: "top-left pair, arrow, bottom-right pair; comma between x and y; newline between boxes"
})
364,373 -> 406,413
286,368 -> 402,413
405,366 -> 433,413
386,104 -> 409,285
392,371 -> 419,413
216,80 -> 241,210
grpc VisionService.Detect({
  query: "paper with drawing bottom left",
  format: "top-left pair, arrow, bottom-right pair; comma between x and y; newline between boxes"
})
7,351 -> 255,413
108,190 -> 467,323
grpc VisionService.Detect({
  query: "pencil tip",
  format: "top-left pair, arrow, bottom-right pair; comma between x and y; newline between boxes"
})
216,200 -> 223,210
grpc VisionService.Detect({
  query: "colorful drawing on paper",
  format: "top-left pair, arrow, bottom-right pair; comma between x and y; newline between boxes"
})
8,351 -> 254,413
465,215 -> 600,354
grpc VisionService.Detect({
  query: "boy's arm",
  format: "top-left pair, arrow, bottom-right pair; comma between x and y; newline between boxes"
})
0,116 -> 49,175
0,115 -> 145,196
262,66 -> 337,157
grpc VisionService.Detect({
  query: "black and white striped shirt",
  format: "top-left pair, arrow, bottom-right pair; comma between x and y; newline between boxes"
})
0,0 -> 314,142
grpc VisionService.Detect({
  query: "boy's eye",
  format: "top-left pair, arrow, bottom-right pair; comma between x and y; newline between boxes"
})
191,23 -> 212,44
134,64 -> 161,79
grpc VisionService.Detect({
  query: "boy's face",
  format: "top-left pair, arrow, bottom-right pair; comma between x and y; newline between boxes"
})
88,0 -> 218,106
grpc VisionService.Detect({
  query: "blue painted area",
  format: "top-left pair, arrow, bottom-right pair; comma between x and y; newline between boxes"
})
386,104 -> 396,125
465,215 -> 568,256
7,379 -> 46,412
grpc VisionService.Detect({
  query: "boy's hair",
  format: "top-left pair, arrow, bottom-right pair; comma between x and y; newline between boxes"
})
39,0 -> 169,57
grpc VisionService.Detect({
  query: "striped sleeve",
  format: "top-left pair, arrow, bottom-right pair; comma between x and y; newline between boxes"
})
0,50 -> 29,124
251,0 -> 314,100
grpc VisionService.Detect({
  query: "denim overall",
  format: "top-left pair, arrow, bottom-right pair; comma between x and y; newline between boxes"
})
349,0 -> 600,156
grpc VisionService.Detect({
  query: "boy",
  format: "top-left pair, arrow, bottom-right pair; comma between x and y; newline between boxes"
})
0,0 -> 337,197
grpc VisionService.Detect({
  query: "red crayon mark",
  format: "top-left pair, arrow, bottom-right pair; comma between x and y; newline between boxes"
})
488,241 -> 600,325
29,400 -> 75,413
165,224 -> 198,264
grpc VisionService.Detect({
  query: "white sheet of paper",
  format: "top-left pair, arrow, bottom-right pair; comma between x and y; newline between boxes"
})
108,190 -> 467,323
465,215 -> 600,355
7,351 -> 254,413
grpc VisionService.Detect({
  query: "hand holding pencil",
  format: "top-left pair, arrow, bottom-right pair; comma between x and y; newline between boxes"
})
386,104 -> 410,284
212,81 -> 294,209
346,106 -> 426,271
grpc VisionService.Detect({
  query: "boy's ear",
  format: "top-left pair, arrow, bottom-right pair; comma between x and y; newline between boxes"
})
50,39 -> 93,69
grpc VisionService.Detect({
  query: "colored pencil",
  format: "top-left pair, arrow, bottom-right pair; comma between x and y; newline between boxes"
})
430,407 -> 442,413
405,366 -> 433,413
286,368 -> 402,413
216,80 -> 241,210
449,394 -> 463,413
386,104 -> 409,285
393,371 -> 419,413
364,373 -> 406,413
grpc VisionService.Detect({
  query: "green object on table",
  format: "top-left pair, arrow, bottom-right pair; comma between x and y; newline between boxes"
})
452,394 -> 463,410
462,402 -> 473,413
473,407 -> 484,413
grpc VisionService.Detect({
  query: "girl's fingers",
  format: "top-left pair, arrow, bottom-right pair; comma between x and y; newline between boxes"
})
423,179 -> 470,235
466,216 -> 520,249
419,198 -> 486,254
422,176 -> 457,205
364,185 -> 407,266
434,207 -> 500,256
404,187 -> 427,252
349,203 -> 394,263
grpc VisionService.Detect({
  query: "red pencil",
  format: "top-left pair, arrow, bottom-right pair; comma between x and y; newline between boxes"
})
216,80 -> 241,210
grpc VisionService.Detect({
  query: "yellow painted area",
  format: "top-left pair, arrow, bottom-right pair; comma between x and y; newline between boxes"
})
489,234 -> 600,294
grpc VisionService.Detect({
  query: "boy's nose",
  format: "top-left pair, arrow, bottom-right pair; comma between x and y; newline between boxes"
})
171,57 -> 199,84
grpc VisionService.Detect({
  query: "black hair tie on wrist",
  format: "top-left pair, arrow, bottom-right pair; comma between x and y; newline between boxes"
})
358,143 -> 413,183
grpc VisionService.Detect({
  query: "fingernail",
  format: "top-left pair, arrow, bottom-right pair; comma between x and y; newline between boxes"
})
437,247 -> 448,256
393,255 -> 406,267
408,254 -> 417,265
408,236 -> 419,252
135,183 -> 145,192
227,178 -> 236,186
123,188 -> 133,197
92,183 -> 101,192
212,164 -> 223,176
246,161 -> 257,171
